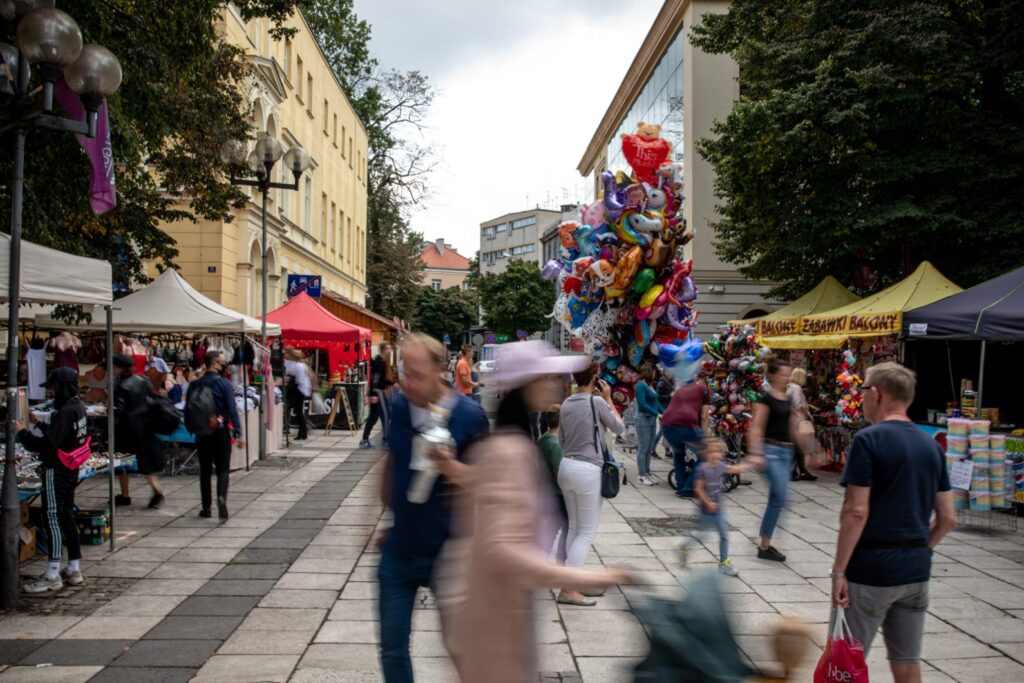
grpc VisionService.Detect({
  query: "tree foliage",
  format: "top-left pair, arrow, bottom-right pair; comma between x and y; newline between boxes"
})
477,260 -> 556,338
0,1 -> 304,293
412,285 -> 479,349
305,1 -> 436,321
693,0 -> 1024,299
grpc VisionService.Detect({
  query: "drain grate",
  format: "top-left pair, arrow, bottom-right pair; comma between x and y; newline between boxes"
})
252,457 -> 304,469
625,516 -> 699,537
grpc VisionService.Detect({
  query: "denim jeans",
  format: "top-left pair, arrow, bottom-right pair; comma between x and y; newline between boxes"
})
378,546 -> 438,682
635,412 -> 658,477
664,425 -> 703,494
759,443 -> 794,539
693,509 -> 729,561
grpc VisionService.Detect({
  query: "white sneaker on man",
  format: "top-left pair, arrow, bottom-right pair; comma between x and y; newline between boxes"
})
60,567 -> 84,586
643,476 -> 658,486
23,573 -> 62,594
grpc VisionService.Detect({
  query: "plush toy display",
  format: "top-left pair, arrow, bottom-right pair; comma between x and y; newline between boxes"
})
545,128 -> 692,409
701,325 -> 770,436
834,348 -> 863,425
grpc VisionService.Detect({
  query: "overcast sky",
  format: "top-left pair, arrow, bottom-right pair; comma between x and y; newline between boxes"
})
352,0 -> 664,258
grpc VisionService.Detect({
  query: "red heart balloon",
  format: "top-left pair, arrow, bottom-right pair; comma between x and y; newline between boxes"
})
622,133 -> 672,185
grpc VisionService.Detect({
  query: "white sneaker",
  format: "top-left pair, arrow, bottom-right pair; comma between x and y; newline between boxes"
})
23,573 -> 62,594
718,558 -> 740,577
60,567 -> 84,586
643,476 -> 658,486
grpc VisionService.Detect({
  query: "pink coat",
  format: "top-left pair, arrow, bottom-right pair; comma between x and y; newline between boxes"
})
444,433 -> 612,683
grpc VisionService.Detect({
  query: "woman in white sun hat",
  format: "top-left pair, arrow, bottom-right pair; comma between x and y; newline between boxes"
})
433,340 -> 632,683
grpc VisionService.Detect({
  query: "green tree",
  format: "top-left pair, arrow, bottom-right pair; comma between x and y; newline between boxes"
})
412,285 -> 479,349
305,2 -> 435,320
464,251 -> 481,291
0,1 -> 305,294
693,0 -> 1024,300
477,260 -> 555,338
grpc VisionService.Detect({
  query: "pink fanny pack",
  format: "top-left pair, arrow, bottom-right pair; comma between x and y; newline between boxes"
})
58,437 -> 92,470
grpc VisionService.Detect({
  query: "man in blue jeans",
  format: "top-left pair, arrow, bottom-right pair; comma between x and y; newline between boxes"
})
661,379 -> 709,497
378,333 -> 489,682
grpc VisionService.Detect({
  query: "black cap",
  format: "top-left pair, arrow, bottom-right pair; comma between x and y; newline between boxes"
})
112,353 -> 135,369
41,366 -> 79,388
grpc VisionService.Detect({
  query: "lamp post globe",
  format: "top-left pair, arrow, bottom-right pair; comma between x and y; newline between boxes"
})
63,43 -> 122,97
15,7 -> 82,66
246,150 -> 267,179
1,0 -> 54,21
283,146 -> 312,176
253,134 -> 283,166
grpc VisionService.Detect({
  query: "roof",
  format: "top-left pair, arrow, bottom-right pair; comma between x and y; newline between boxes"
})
765,262 -> 962,349
0,233 -> 112,307
421,242 -> 471,271
480,208 -> 561,228
903,266 -> 1024,341
264,290 -> 370,342
733,276 -> 859,333
33,268 -> 276,334
321,290 -> 403,331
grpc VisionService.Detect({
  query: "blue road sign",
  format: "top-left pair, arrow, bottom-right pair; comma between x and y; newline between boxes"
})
287,274 -> 321,299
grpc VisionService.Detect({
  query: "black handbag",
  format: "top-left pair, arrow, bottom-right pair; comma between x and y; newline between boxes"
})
591,397 -> 624,499
148,395 -> 181,436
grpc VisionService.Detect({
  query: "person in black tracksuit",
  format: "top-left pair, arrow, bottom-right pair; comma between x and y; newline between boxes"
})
360,342 -> 391,448
189,351 -> 242,519
15,367 -> 88,594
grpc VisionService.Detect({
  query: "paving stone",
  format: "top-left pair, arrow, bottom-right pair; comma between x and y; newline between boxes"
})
259,589 -> 339,609
0,616 -> 82,640
0,665 -> 102,682
87,666 -> 196,683
143,616 -> 243,641
92,594 -> 187,617
219,629 -> 315,655
110,639 -> 222,667
170,595 -> 263,616
148,562 -> 226,580
275,572 -> 348,590
576,657 -> 645,683
191,654 -> 300,683
327,599 -> 378,621
314,620 -> 379,644
299,644 -> 380,670
930,655 -> 1024,680
121,579 -> 207,596
290,668 -> 383,683
58,616 -> 163,640
169,548 -> 239,563
213,563 -> 290,581
0,639 -> 46,664
194,579 -> 277,596
238,607 -> 326,632
18,639 -> 133,666
232,547 -> 303,564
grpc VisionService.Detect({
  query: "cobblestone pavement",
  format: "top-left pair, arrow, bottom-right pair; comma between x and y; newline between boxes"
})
2,433 -> 1023,682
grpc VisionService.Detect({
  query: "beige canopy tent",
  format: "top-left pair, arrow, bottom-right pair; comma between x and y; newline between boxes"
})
34,268 -> 280,336
763,262 -> 962,349
0,233 -> 112,307
732,276 -> 860,337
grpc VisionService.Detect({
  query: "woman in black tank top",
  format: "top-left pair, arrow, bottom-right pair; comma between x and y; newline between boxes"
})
748,358 -> 796,563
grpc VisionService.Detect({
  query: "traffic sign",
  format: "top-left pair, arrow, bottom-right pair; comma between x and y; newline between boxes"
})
443,334 -> 451,345
287,274 -> 321,299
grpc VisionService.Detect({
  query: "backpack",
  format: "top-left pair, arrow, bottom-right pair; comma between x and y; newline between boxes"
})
185,380 -> 219,436
148,395 -> 181,435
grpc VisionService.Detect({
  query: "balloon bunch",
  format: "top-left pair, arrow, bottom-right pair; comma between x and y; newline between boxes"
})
545,122 -> 696,412
701,325 -> 771,435
834,348 -> 863,424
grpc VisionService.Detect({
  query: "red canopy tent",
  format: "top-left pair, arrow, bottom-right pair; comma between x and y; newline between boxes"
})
264,291 -> 371,379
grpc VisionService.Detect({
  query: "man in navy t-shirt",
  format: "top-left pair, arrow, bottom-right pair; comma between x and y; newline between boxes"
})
832,362 -> 956,683
378,333 -> 488,683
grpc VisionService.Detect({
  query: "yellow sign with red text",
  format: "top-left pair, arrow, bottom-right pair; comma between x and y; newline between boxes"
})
757,312 -> 903,338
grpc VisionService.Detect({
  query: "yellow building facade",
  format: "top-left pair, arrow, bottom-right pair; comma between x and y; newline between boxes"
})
158,6 -> 369,316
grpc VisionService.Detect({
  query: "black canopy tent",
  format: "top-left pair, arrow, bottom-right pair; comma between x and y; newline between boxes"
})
903,266 -> 1024,423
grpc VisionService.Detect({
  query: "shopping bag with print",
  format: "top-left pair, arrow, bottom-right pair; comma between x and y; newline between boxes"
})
813,606 -> 869,683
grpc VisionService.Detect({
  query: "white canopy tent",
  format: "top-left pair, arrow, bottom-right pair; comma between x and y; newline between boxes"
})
0,233 -> 112,307
34,268 -> 280,336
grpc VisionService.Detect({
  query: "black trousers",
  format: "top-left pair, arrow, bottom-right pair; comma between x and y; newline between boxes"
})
287,384 -> 308,439
40,465 -> 81,562
361,389 -> 390,441
197,428 -> 231,510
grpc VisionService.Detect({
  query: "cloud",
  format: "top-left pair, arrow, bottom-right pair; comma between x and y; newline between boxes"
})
353,0 -> 663,256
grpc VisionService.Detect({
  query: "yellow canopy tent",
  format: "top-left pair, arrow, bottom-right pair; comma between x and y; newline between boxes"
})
732,276 -> 860,336
765,262 -> 962,349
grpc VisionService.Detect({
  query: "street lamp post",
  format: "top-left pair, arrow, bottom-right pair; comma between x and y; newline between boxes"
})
221,135 -> 311,460
0,1 -> 122,608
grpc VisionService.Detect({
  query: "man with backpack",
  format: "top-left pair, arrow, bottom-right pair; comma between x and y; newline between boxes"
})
113,354 -> 165,509
14,368 -> 89,593
186,351 -> 242,519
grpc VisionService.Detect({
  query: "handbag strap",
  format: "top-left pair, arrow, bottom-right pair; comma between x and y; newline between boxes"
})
589,396 -> 610,464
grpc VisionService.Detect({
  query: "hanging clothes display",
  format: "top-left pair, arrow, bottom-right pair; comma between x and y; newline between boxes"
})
26,339 -> 47,401
48,331 -> 81,372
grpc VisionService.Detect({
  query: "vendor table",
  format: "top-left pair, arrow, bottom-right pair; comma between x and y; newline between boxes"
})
17,455 -> 137,503
155,403 -> 284,472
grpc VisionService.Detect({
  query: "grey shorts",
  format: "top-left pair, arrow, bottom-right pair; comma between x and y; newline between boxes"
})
843,581 -> 929,661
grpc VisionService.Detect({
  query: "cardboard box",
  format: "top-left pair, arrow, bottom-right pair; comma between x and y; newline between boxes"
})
19,525 -> 36,562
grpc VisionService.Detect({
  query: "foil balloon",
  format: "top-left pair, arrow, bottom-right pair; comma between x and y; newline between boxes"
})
620,122 -> 673,185
664,302 -> 695,332
611,384 -> 634,413
634,319 -> 655,346
541,259 -> 563,281
633,267 -> 656,294
558,222 -> 579,249
639,284 -> 664,309
643,183 -> 668,211
581,201 -> 607,230
626,340 -> 645,368
590,260 -> 615,287
571,257 -> 594,279
567,295 -> 597,328
614,364 -> 640,385
658,338 -> 703,382
645,236 -> 673,269
612,246 -> 643,290
600,170 -> 627,215
594,226 -> 618,246
572,225 -> 599,259
562,276 -> 582,295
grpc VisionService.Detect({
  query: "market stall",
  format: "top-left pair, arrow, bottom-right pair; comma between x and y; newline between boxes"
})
0,234 -> 118,553
35,268 -> 286,469
737,276 -> 860,338
902,266 -> 1024,506
263,291 -> 371,384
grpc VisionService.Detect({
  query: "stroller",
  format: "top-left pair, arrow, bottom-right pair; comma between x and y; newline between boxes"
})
666,433 -> 743,493
633,572 -> 810,682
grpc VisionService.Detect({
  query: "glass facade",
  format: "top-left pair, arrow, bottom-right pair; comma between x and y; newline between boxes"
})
605,28 -> 684,174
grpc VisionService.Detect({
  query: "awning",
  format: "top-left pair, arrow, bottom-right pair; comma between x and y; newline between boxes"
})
34,268 -> 277,335
766,262 -> 962,349
733,276 -> 859,336
903,266 -> 1024,341
264,291 -> 371,371
0,233 -> 112,306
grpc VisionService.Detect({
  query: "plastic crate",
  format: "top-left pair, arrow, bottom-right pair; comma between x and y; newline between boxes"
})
75,509 -> 110,545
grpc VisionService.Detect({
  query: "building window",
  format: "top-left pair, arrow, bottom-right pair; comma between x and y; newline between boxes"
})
320,193 -> 327,242
495,223 -> 508,232
333,114 -> 338,144
306,74 -> 314,114
511,244 -> 536,256
431,279 -> 442,291
348,137 -> 353,167
330,202 -> 337,252
296,56 -> 304,101
341,126 -> 347,158
347,216 -> 353,263
303,177 -> 312,233
512,216 -> 536,229
284,39 -> 292,83
323,100 -> 329,132
357,150 -> 362,180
